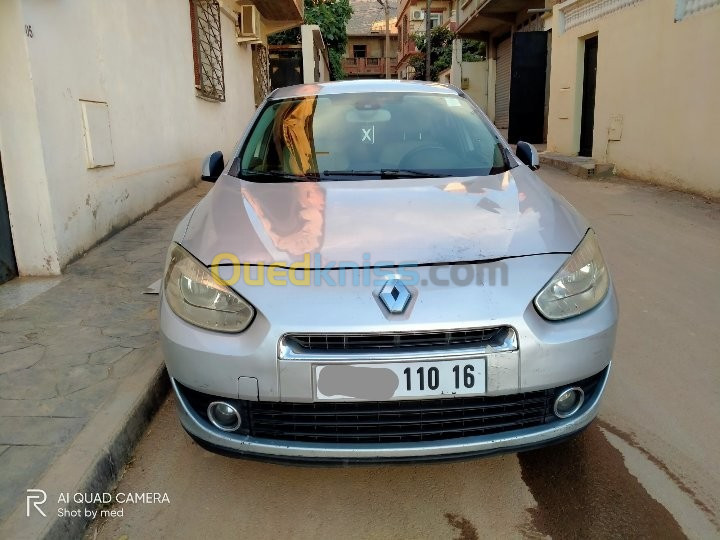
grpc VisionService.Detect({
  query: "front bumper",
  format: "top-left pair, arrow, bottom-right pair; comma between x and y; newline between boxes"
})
161,256 -> 618,400
172,365 -> 610,463
161,255 -> 618,462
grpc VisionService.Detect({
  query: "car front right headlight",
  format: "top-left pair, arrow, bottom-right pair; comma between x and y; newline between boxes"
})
534,229 -> 610,320
163,243 -> 255,333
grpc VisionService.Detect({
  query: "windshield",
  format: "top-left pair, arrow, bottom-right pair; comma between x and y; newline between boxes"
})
236,92 -> 511,181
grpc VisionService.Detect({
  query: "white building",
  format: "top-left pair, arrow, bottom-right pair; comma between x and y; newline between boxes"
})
0,0 -> 303,281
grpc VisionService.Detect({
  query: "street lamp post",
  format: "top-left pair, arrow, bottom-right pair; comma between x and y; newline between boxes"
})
376,0 -> 391,79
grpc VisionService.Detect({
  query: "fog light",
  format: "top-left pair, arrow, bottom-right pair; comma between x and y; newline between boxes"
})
553,387 -> 585,418
207,401 -> 241,431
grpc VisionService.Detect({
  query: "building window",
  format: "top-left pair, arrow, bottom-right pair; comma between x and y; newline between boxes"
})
417,11 -> 443,31
353,45 -> 367,58
189,0 -> 225,101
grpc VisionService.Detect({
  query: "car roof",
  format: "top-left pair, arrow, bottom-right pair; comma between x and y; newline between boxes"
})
269,79 -> 461,100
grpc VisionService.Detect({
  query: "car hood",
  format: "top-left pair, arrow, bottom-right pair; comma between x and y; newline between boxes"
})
181,167 -> 587,268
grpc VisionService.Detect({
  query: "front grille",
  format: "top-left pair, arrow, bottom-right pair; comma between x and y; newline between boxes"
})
246,371 -> 603,444
249,392 -> 550,443
177,369 -> 605,445
284,327 -> 510,351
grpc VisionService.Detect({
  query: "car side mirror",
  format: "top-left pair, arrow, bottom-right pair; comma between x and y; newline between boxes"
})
516,141 -> 540,170
201,151 -> 224,182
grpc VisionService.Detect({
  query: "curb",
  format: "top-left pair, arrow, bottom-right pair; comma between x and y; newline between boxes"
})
0,346 -> 170,540
539,153 -> 616,179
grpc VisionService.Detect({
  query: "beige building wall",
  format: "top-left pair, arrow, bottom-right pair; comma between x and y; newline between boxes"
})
348,36 -> 387,58
461,61 -> 489,113
0,0 -> 260,275
449,54 -> 489,113
547,0 -> 720,198
0,0 -> 61,274
449,39 -> 489,112
301,25 -> 330,83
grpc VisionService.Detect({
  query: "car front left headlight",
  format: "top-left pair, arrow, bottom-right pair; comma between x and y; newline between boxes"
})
534,229 -> 609,320
163,243 -> 255,333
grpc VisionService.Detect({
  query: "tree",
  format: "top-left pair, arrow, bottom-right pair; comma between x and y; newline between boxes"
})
461,39 -> 486,63
268,0 -> 353,80
409,26 -> 486,82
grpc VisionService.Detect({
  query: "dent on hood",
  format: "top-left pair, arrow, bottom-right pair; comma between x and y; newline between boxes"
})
181,168 -> 587,268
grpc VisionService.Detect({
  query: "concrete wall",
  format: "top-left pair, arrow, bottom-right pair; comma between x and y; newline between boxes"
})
460,61 -> 489,112
0,0 -> 60,274
450,40 -> 489,113
301,25 -> 330,84
0,0 -> 258,275
547,0 -> 720,198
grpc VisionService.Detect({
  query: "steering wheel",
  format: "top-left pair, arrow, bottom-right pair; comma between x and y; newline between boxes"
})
398,145 -> 453,170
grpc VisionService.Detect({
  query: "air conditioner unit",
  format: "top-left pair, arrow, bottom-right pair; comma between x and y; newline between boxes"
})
238,4 -> 260,40
412,9 -> 425,21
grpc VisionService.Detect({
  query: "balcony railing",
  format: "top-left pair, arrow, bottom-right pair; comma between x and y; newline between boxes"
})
343,57 -> 399,75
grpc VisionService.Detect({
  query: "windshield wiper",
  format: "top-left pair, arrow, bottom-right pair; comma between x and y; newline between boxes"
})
240,169 -> 318,182
381,169 -> 452,178
323,169 -> 451,179
495,141 -> 513,171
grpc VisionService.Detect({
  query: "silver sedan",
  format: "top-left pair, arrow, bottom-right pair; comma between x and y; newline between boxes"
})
159,80 -> 618,463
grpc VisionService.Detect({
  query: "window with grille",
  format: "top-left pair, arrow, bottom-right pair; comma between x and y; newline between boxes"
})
189,0 -> 225,101
353,45 -> 367,58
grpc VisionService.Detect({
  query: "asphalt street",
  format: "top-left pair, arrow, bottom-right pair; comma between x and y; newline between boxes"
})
88,167 -> 720,539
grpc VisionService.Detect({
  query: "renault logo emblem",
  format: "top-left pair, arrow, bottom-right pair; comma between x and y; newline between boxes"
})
379,278 -> 411,314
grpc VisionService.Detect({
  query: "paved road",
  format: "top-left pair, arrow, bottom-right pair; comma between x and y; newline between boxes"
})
89,168 -> 720,539
0,186 -> 208,523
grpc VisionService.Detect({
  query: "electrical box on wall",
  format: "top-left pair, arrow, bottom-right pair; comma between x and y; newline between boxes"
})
557,87 -> 571,120
608,114 -> 623,141
461,77 -> 470,89
80,100 -> 114,169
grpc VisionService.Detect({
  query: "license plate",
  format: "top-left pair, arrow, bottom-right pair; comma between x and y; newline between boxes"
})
315,358 -> 486,400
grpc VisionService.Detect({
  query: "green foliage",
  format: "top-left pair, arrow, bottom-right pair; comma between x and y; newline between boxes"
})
409,26 -> 486,82
268,28 -> 300,46
328,49 -> 346,81
268,0 -> 353,80
462,39 -> 486,62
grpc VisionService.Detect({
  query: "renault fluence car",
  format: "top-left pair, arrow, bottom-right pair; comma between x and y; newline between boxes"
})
160,80 -> 617,462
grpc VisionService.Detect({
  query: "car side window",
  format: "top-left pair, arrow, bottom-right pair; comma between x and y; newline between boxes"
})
242,105 -> 277,171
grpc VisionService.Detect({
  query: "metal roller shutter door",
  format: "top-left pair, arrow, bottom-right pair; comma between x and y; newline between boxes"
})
495,37 -> 512,129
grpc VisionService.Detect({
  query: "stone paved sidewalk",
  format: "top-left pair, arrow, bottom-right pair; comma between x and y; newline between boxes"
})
0,183 -> 209,522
